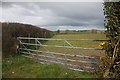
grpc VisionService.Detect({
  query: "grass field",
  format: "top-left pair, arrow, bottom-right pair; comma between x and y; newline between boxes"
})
3,33 -> 106,78
39,33 -> 107,57
2,55 -> 93,78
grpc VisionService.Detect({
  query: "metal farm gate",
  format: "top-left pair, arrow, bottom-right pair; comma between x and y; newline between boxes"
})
17,37 -> 107,72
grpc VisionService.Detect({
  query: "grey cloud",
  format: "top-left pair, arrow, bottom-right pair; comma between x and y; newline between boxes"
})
1,2 -> 105,30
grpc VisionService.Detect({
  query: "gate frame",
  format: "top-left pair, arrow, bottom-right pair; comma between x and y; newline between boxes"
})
17,37 -> 108,72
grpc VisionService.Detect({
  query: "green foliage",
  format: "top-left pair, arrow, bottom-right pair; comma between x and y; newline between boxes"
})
102,1 -> 120,78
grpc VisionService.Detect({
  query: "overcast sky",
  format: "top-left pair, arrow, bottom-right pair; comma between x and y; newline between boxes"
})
1,2 -> 105,31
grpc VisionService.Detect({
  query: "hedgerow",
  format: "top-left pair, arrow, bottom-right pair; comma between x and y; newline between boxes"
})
101,1 -> 120,78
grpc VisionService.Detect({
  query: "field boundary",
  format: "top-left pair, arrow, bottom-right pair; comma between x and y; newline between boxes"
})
17,37 -> 108,72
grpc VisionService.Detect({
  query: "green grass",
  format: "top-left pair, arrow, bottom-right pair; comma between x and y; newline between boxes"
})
53,33 -> 106,39
46,33 -> 106,47
2,55 -> 93,78
39,33 -> 107,56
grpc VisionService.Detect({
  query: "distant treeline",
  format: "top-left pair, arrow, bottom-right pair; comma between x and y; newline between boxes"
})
56,29 -> 105,34
1,22 -> 53,57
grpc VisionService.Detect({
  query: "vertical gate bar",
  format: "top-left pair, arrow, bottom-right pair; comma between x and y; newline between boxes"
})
35,39 -> 39,62
64,40 -> 67,68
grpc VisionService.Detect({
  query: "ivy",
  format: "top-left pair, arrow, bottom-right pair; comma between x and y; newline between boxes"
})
101,1 -> 120,78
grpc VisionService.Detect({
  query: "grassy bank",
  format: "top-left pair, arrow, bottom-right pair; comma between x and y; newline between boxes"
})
2,55 -> 93,78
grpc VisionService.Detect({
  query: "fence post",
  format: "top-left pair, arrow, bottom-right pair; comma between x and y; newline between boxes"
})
44,32 -> 46,38
17,37 -> 20,55
28,33 -> 30,44
17,45 -> 19,54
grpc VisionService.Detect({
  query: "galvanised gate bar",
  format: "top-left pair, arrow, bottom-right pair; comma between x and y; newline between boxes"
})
17,37 -> 108,72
